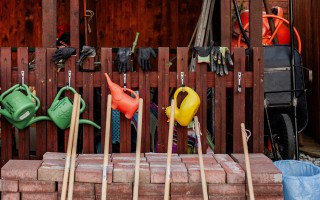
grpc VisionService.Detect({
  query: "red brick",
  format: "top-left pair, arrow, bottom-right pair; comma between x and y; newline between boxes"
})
248,183 -> 283,196
95,183 -> 132,196
21,192 -> 57,200
75,163 -> 113,183
208,196 -> 246,200
145,153 -> 178,157
111,153 -> 144,158
180,154 -> 217,164
171,183 -> 202,195
171,195 -> 203,200
0,180 -> 18,192
1,160 -> 43,180
138,195 -> 163,200
220,161 -> 245,183
38,165 -> 64,182
77,154 -> 105,160
239,163 -> 282,184
112,157 -> 147,163
41,159 -> 69,167
58,182 -> 94,196
213,154 -> 234,163
254,196 -> 284,200
186,163 -> 226,183
138,183 -> 164,196
19,180 -> 56,192
43,152 -> 66,160
146,156 -> 181,163
113,162 -> 149,183
230,153 -> 273,164
1,192 -> 20,200
149,163 -> 185,183
95,195 -> 132,200
208,184 -> 245,196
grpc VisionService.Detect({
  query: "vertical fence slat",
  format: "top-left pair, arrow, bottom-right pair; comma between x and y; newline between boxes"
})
252,47 -> 264,153
176,47 -> 189,154
157,47 -> 169,153
82,58 -> 95,153
100,48 -> 112,153
144,72 -> 151,152
46,48 -> 58,152
233,48 -> 246,153
1,47 -> 13,166
35,48 -> 47,158
17,47 -> 30,159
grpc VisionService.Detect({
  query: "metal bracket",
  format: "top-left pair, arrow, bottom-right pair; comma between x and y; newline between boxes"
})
67,70 -> 71,89
237,72 -> 242,92
181,72 -> 185,91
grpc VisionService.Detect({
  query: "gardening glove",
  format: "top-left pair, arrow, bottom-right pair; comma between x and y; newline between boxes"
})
212,47 -> 233,76
193,46 -> 212,64
77,45 -> 96,67
51,47 -> 76,66
138,47 -> 157,71
115,48 -> 131,73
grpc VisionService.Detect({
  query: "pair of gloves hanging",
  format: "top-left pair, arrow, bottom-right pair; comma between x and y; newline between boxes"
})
115,47 -> 157,73
193,45 -> 233,76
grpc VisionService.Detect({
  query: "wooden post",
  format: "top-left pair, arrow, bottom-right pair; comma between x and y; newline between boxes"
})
42,0 -> 56,47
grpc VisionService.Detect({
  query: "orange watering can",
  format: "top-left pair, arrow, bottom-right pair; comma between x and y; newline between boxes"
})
165,87 -> 200,127
104,73 -> 139,119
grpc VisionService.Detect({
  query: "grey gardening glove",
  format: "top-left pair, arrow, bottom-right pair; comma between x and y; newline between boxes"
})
212,47 -> 233,76
138,47 -> 157,71
51,47 -> 76,66
115,48 -> 131,73
78,45 -> 96,67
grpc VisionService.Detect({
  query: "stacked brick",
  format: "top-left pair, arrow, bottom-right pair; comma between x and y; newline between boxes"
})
0,152 -> 283,200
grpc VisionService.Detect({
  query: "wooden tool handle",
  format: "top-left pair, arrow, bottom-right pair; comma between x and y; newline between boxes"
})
60,93 -> 80,200
133,98 -> 144,200
241,123 -> 255,200
194,116 -> 208,200
164,99 -> 175,200
101,94 -> 112,200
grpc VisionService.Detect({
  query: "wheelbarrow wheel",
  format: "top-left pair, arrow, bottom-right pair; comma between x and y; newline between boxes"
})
271,113 -> 295,160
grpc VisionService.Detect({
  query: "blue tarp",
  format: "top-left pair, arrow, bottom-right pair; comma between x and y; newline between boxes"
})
274,160 -> 320,200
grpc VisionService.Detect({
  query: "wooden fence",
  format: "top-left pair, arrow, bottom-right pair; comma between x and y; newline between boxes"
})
0,46 -> 264,167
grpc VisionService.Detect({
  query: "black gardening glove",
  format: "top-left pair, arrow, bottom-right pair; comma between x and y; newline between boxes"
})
51,47 -> 76,66
212,47 -> 233,76
193,46 -> 212,64
115,48 -> 131,73
78,45 -> 96,67
138,47 -> 157,71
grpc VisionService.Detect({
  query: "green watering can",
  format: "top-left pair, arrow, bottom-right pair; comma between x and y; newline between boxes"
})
47,86 -> 100,130
0,84 -> 50,130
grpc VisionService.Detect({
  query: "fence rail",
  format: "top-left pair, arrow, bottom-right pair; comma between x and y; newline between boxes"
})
0,47 -> 264,167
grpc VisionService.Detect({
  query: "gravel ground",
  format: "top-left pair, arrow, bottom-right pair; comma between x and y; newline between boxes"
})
299,152 -> 320,167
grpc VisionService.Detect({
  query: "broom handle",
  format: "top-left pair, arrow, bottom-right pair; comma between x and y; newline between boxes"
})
67,94 -> 81,200
133,98 -> 144,200
164,100 -> 175,200
194,116 -> 208,200
241,123 -> 255,200
60,94 -> 80,200
101,95 -> 112,200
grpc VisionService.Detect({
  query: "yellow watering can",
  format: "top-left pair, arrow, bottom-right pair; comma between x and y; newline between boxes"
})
165,87 -> 200,127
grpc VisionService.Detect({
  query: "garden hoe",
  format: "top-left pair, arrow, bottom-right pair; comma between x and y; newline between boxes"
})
101,94 -> 112,200
133,98 -> 144,200
164,100 -> 175,200
194,116 -> 208,200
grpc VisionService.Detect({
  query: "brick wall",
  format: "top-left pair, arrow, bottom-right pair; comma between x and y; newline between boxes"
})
0,152 -> 283,199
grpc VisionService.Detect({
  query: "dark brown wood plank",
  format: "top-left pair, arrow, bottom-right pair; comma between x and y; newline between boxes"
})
17,47 -> 30,160
233,48 -> 246,153
157,47 -> 169,153
46,48 -> 58,152
1,47 -> 13,167
35,48 -> 47,159
70,0 -> 80,55
249,0 -> 262,48
252,47 -> 264,153
220,0 -> 231,48
144,71 -> 151,152
138,64 -> 148,152
176,47 -> 189,154
82,57 -> 95,153
200,62 -> 208,153
41,0 -> 56,47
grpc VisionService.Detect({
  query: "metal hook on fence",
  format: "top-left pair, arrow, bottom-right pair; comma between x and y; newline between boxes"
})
85,10 -> 94,33
67,70 -> 71,89
123,73 -> 127,91
180,72 -> 185,92
21,71 -> 25,86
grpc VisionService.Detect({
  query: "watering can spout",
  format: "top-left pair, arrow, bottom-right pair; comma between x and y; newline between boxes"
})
25,116 -> 52,128
79,119 -> 101,129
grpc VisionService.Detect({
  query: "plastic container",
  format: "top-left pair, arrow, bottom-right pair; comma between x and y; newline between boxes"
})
274,160 -> 320,200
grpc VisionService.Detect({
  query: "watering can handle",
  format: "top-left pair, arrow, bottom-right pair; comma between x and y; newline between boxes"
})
123,88 -> 139,99
53,86 -> 86,113
173,87 -> 187,108
0,84 -> 20,101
